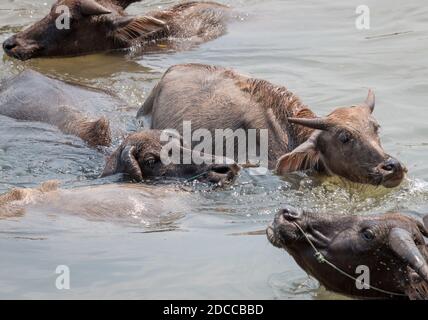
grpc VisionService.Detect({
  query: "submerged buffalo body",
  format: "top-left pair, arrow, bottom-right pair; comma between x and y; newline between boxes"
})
0,180 -> 189,227
3,0 -> 231,60
0,69 -> 127,146
102,129 -> 240,185
138,63 -> 406,188
267,207 -> 428,300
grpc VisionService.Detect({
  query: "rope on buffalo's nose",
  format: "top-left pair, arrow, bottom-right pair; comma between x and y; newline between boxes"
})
185,171 -> 210,182
292,222 -> 407,298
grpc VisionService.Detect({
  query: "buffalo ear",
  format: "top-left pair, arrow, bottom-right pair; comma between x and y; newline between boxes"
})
112,16 -> 166,43
416,219 -> 428,238
275,133 -> 320,175
405,271 -> 428,300
120,145 -> 143,182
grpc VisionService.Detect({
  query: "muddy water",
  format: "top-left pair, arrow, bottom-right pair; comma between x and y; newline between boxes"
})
0,0 -> 427,299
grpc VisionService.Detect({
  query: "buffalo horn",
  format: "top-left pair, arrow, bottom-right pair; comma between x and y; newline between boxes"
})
120,145 -> 143,182
80,0 -> 111,16
389,228 -> 428,283
288,117 -> 331,131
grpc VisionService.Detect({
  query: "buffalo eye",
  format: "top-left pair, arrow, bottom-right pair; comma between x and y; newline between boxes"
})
361,228 -> 375,241
373,123 -> 381,134
338,131 -> 351,144
143,155 -> 157,168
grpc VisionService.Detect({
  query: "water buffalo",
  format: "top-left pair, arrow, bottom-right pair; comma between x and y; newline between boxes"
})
2,0 -> 231,60
267,207 -> 428,300
137,63 -> 406,188
0,69 -> 127,147
102,129 -> 240,185
0,180 -> 189,228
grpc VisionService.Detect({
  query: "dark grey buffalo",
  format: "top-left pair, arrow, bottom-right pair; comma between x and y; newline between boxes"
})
102,129 -> 240,185
3,1 -> 231,60
0,69 -> 129,146
267,207 -> 428,300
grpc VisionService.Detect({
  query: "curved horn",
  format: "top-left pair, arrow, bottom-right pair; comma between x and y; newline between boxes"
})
288,117 -> 331,131
80,0 -> 111,16
121,145 -> 143,182
364,89 -> 375,113
389,228 -> 428,283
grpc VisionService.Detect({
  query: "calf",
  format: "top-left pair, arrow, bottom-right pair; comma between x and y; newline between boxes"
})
102,130 -> 240,185
0,180 -> 189,228
0,69 -> 119,147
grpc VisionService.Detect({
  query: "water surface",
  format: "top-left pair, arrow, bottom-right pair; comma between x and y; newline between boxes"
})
0,0 -> 427,299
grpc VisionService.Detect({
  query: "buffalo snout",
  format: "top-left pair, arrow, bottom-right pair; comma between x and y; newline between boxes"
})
3,36 -> 17,52
205,163 -> 240,185
377,156 -> 407,188
266,206 -> 305,248
2,35 -> 41,60
280,206 -> 303,221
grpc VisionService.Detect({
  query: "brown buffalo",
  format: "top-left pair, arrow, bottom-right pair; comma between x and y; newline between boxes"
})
267,207 -> 428,300
2,0 -> 230,60
0,69 -> 128,147
102,129 -> 240,185
137,63 -> 406,188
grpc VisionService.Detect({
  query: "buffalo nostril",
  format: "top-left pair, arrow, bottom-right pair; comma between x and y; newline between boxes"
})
381,158 -> 401,172
211,165 -> 233,174
382,164 -> 394,171
3,38 -> 17,52
281,206 -> 302,220
207,164 -> 239,184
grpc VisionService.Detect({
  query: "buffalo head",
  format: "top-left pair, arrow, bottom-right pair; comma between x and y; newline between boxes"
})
267,207 -> 428,299
102,130 -> 240,185
276,90 -> 406,188
2,0 -> 165,60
